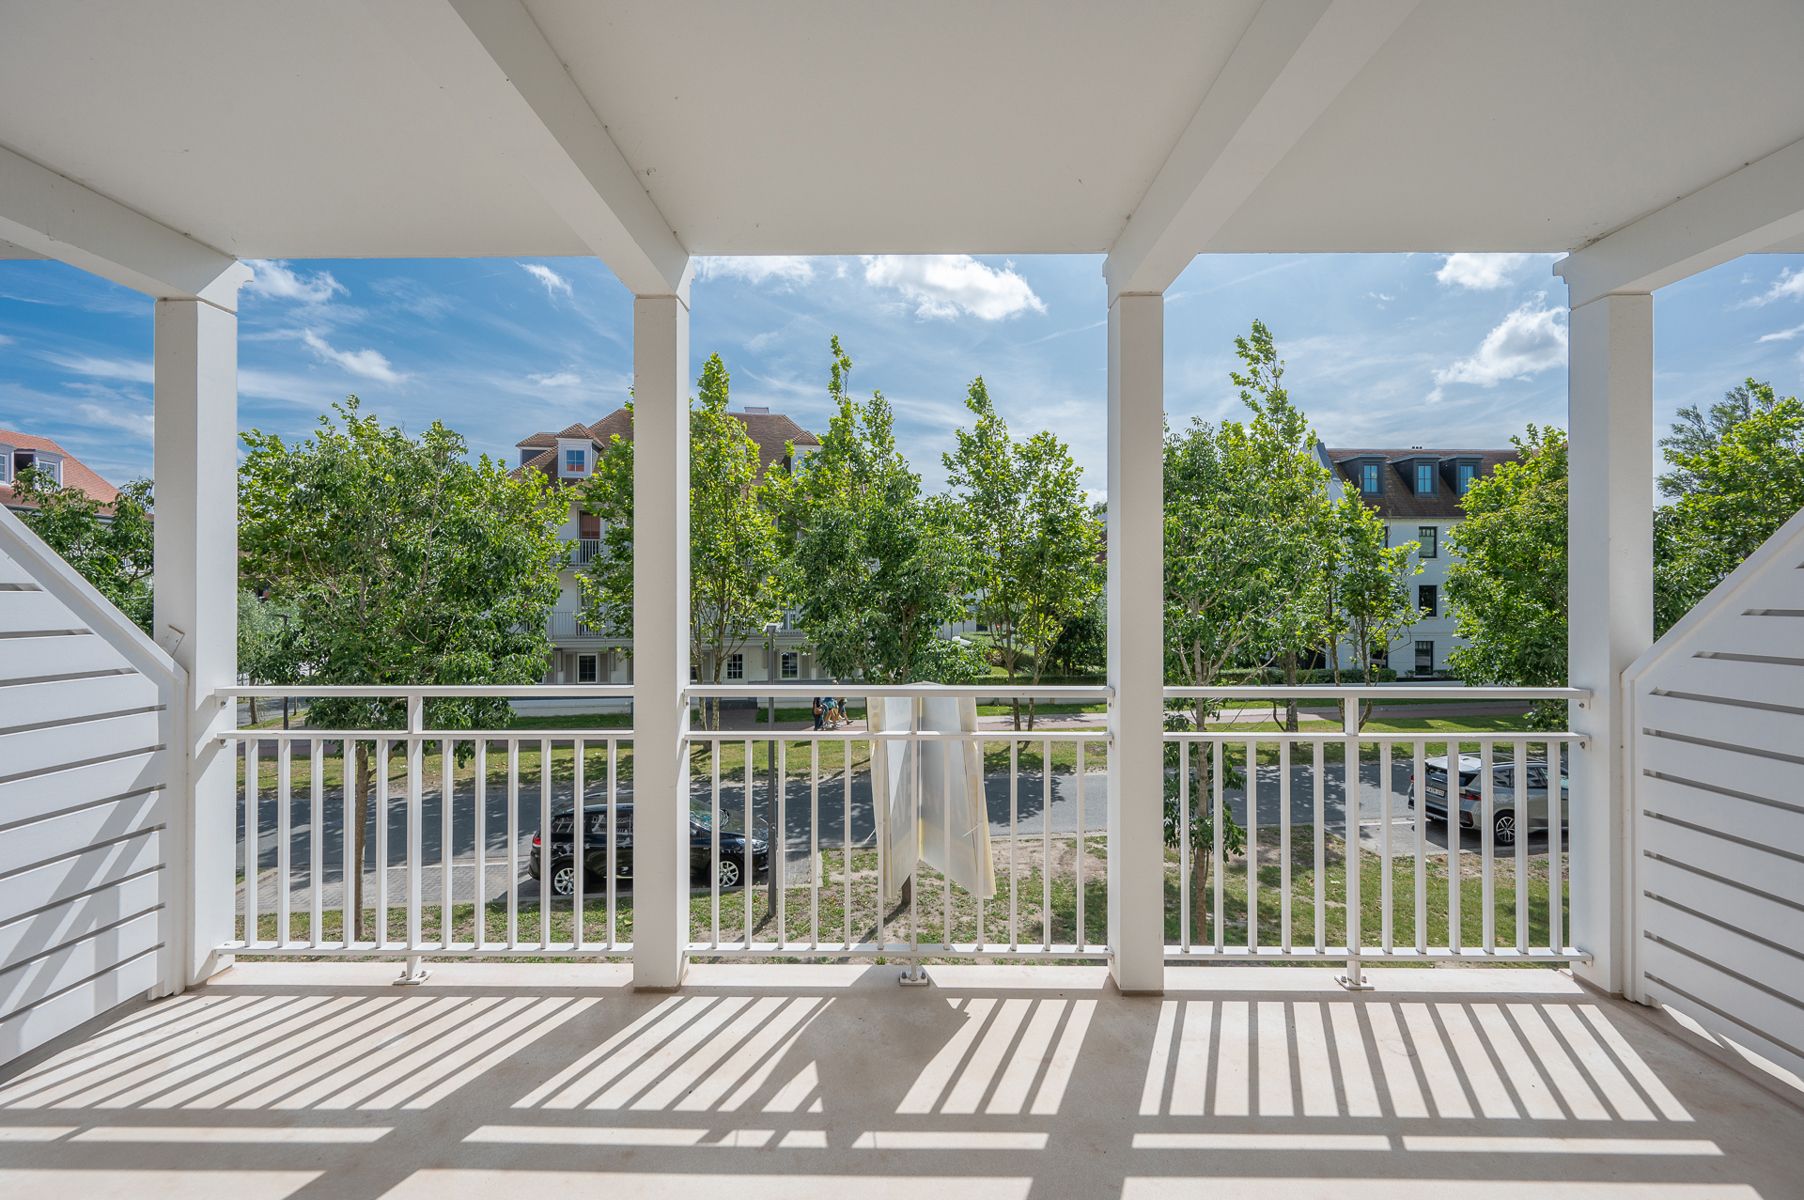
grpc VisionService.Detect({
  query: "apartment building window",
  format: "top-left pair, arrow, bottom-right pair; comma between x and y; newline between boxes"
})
1360,463 -> 1380,495
1414,461 -> 1434,495
1415,639 -> 1435,675
576,654 -> 598,684
781,651 -> 800,679
564,447 -> 586,474
1418,583 -> 1438,617
1456,461 -> 1477,495
1418,525 -> 1437,558
726,653 -> 744,680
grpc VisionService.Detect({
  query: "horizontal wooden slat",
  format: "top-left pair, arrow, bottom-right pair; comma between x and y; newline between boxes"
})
0,872 -> 161,966
0,673 -> 160,735
1639,817 -> 1804,907
0,948 -> 158,1066
0,832 -> 161,924
0,587 -> 85,633
1636,730 -> 1804,815
1642,936 -> 1804,1067
0,634 -> 132,683
0,910 -> 161,1018
1651,653 -> 1804,710
0,749 -> 167,826
1637,769 -> 1804,850
1638,688 -> 1804,765
1640,900 -> 1804,999
0,711 -> 164,784
0,792 -> 164,878
1683,608 -> 1804,660
1641,858 -> 1802,949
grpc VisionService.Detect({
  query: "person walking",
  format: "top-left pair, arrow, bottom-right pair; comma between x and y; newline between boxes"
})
812,696 -> 824,731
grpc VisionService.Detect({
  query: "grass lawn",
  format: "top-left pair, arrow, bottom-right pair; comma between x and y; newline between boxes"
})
244,826 -> 1566,967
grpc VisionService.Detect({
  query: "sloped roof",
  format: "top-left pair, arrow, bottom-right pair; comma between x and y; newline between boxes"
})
513,408 -> 820,485
1321,446 -> 1516,520
0,429 -> 121,511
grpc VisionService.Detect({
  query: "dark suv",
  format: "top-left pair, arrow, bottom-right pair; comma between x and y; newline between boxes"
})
528,803 -> 770,897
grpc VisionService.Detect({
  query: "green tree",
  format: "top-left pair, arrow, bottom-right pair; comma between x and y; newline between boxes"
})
1654,379 -> 1804,634
239,399 -> 567,937
1323,494 -> 1420,725
1444,426 -> 1569,728
12,468 -> 155,633
237,587 -> 299,727
575,355 -> 785,728
944,377 -> 1102,727
771,337 -> 976,683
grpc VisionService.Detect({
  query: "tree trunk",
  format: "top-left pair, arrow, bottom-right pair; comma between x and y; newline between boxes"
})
1283,651 -> 1299,732
248,695 -> 259,726
352,743 -> 372,942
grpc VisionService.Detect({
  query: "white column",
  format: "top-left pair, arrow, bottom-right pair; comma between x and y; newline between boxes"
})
1567,291 -> 1653,996
631,292 -> 690,989
153,293 -> 244,986
1107,291 -> 1166,994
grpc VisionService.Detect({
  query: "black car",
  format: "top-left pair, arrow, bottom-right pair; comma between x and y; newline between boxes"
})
528,803 -> 770,897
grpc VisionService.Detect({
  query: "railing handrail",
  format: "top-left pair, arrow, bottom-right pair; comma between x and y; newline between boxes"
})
1164,685 -> 1589,701
686,682 -> 1112,700
219,684 -> 635,699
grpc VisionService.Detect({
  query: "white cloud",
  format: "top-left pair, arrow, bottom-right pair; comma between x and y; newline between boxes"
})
244,259 -> 346,305
1431,297 -> 1567,399
302,330 -> 406,384
1748,268 -> 1804,307
528,370 -> 582,388
697,256 -> 816,286
1434,253 -> 1540,291
0,333 -> 12,347
861,255 -> 1046,320
521,263 -> 573,301
40,353 -> 153,383
76,402 -> 153,440
1757,321 -> 1804,343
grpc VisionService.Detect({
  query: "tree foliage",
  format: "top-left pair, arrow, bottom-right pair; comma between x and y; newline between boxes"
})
1444,425 -> 1568,728
239,398 -> 567,934
944,376 -> 1102,726
770,337 -> 976,683
1323,494 -> 1419,723
12,467 -> 155,633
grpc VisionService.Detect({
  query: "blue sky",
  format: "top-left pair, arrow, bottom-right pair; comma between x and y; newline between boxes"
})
2,250 -> 1803,497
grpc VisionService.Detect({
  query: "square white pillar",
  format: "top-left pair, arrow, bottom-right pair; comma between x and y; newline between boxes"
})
153,296 -> 242,987
1567,291 -> 1653,996
1107,291 -> 1166,994
631,292 -> 690,989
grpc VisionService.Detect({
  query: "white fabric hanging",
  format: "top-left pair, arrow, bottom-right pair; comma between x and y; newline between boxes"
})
871,690 -> 995,905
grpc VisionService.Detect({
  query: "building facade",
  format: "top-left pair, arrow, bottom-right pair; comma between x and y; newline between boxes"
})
1320,445 -> 1514,677
513,406 -> 821,687
0,429 -> 118,513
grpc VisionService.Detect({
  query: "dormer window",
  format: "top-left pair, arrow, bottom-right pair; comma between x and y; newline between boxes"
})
1414,462 -> 1435,495
564,448 -> 587,474
1360,463 -> 1380,495
1456,461 -> 1477,495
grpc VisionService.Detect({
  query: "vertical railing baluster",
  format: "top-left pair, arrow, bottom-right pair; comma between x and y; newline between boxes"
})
711,735 -> 721,947
1279,738 -> 1291,955
1042,735 -> 1052,951
343,739 -> 357,947
810,739 -> 820,950
1446,739 -> 1460,954
573,737 -> 585,950
1179,739 -> 1190,953
842,735 -> 853,948
1549,740 -> 1564,954
1075,738 -> 1087,951
1413,740 -> 1426,955
908,715 -> 920,958
976,736 -> 987,952
1515,737 -> 1529,955
539,738 -> 552,951
375,736 -> 390,947
474,741 -> 487,951
1380,741 -> 1392,955
877,730 -> 888,951
777,736 -> 788,949
1480,739 -> 1494,954
1212,740 -> 1224,952
608,737 -> 618,949
1342,700 -> 1363,986
1009,738 -> 1020,952
276,736 -> 291,947
743,737 -> 753,950
438,737 -> 452,949
1313,740 -> 1325,954
406,698 -> 424,957
310,739 -> 323,947
244,740 -> 259,945
506,739 -> 518,948
1244,738 -> 1257,952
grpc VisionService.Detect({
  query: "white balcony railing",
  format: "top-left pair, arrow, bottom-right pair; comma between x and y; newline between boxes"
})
546,611 -> 606,640
215,682 -> 1586,979
570,537 -> 601,567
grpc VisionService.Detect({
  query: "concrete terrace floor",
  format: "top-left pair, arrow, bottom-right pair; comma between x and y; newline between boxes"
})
0,964 -> 1800,1199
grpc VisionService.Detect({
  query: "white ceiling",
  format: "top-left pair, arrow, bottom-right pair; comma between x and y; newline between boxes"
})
0,0 -> 1801,269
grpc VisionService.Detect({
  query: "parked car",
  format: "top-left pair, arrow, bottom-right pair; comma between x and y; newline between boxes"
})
528,803 -> 770,897
1410,754 -> 1569,846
